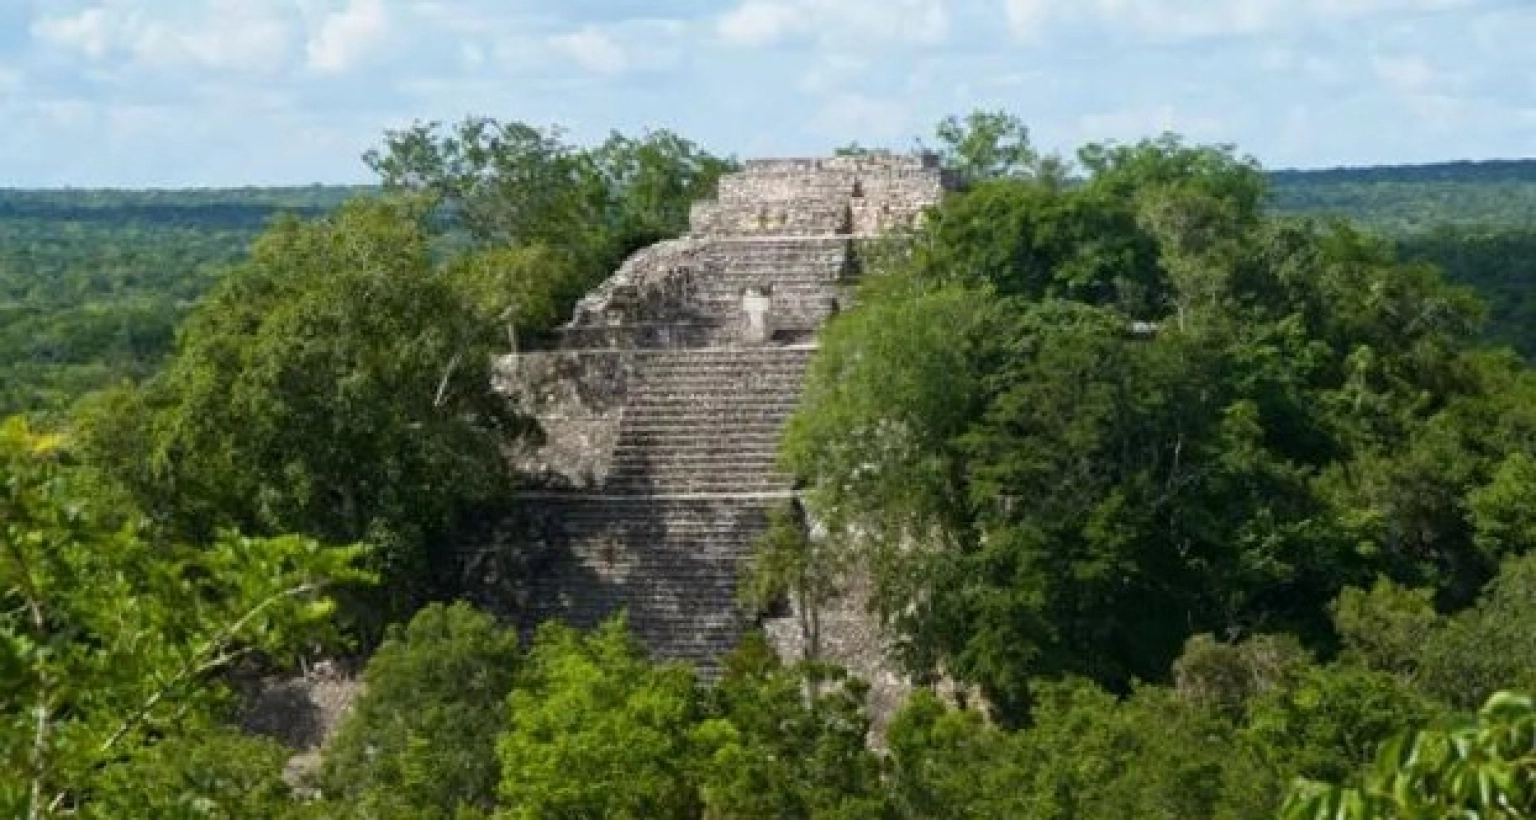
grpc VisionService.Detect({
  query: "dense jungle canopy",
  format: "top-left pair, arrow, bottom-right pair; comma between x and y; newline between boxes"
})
5,113 -> 1536,818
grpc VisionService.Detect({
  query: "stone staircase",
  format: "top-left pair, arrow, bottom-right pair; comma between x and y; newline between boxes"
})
475,154 -> 948,673
606,346 -> 812,496
506,346 -> 814,664
513,497 -> 778,662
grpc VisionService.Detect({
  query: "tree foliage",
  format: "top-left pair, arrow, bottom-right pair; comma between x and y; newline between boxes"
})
785,133 -> 1523,720
929,110 -> 1041,185
74,199 -> 518,621
0,416 -> 369,818
364,118 -> 733,273
496,617 -> 704,819
697,634 -> 889,819
319,602 -> 519,819
1283,692 -> 1536,819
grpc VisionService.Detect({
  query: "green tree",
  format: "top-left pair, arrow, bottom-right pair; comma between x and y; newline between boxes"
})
589,129 -> 736,256
496,618 -> 704,820
364,118 -> 732,278
1418,553 -> 1536,709
1243,663 -> 1446,791
76,199 -> 515,622
784,134 -> 1502,721
319,602 -> 519,819
1283,692 -> 1536,819
0,417 -> 369,818
363,118 -> 604,253
1329,579 -> 1443,683
81,730 -> 296,820
1172,633 -> 1311,719
1011,678 -> 1256,820
885,690 -> 1029,818
697,634 -> 890,819
739,501 -> 846,673
930,111 -> 1040,185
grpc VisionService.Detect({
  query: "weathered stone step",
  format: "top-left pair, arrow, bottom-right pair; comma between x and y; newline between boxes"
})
626,395 -> 798,406
697,233 -> 852,247
689,291 -> 838,304
631,374 -> 808,388
608,463 -> 784,477
610,447 -> 780,462
630,377 -> 807,389
629,380 -> 806,393
610,448 -> 783,462
543,516 -> 776,527
602,465 -> 790,477
626,347 -> 816,360
609,449 -> 784,464
616,428 -> 786,441
613,429 -> 784,442
602,478 -> 792,494
622,404 -> 799,418
701,265 -> 841,276
699,264 -> 844,278
621,410 -> 793,421
691,293 -> 836,308
629,389 -> 800,401
626,361 -> 813,372
620,418 -> 792,430
619,414 -> 790,427
527,513 -> 778,530
632,361 -> 813,375
604,473 -> 789,490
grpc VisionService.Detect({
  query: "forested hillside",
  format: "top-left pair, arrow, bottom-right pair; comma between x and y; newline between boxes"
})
6,116 -> 1536,818
1269,159 -> 1536,233
0,187 -> 365,414
1269,159 -> 1536,357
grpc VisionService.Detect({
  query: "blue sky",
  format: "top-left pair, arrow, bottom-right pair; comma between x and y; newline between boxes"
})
2,0 -> 1532,187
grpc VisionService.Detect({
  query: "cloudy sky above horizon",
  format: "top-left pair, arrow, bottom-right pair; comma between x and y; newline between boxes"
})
2,0 -> 1532,187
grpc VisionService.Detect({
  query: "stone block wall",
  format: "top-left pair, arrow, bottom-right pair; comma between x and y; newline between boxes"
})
493,350 -> 634,489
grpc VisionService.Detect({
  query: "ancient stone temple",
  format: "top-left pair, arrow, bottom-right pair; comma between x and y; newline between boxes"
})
465,154 -> 950,672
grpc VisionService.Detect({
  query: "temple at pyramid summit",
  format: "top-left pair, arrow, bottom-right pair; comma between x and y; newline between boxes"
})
460,154 -> 954,673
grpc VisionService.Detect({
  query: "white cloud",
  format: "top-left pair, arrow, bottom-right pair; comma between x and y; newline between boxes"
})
1004,0 -> 1054,40
31,7 -> 117,59
549,27 -> 629,74
718,1 -> 801,46
1002,0 -> 1484,41
134,1 -> 294,73
307,0 -> 391,73
716,0 -> 950,48
31,1 -> 295,73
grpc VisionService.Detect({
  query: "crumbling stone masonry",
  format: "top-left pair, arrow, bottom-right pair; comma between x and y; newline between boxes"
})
461,154 -> 951,680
